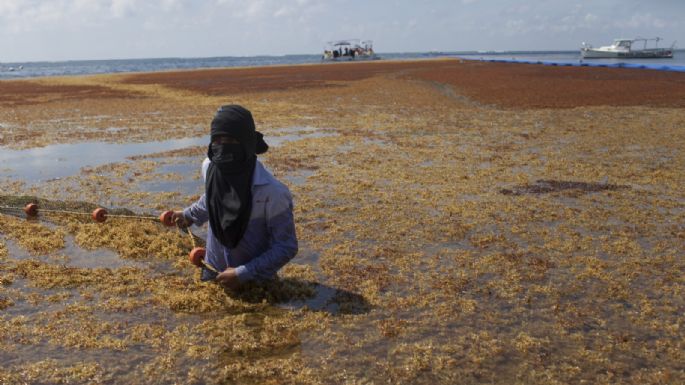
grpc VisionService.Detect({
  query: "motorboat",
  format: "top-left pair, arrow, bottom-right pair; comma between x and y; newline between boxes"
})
322,39 -> 379,61
581,37 -> 675,59
1,65 -> 23,72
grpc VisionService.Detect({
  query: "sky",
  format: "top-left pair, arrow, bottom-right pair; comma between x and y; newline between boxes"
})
0,0 -> 683,62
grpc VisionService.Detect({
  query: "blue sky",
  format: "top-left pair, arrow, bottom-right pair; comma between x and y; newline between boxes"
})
1,0 -> 683,62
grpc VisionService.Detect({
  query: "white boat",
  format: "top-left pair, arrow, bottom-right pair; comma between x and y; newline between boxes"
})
1,65 -> 23,72
322,39 -> 379,61
581,37 -> 675,59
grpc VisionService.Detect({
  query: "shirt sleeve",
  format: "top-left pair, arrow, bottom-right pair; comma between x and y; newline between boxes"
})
183,193 -> 208,226
237,187 -> 298,282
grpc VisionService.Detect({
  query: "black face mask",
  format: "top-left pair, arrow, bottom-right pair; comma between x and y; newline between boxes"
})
210,143 -> 246,165
206,140 -> 255,248
205,105 -> 260,248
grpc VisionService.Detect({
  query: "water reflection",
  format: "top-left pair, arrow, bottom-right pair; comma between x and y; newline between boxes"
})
0,136 -> 209,182
1,233 -> 146,270
0,127 -> 336,185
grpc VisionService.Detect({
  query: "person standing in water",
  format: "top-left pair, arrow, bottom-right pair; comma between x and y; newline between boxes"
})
173,105 -> 298,290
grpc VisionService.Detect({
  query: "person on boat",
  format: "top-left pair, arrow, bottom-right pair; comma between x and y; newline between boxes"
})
172,105 -> 298,290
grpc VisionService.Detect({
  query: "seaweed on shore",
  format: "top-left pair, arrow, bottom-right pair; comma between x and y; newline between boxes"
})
0,63 -> 683,384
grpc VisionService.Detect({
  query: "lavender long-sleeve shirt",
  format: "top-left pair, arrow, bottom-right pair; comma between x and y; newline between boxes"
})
183,158 -> 298,282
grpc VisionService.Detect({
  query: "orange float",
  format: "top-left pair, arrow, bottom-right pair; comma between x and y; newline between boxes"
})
159,210 -> 175,227
91,208 -> 108,223
24,203 -> 38,217
188,247 -> 206,267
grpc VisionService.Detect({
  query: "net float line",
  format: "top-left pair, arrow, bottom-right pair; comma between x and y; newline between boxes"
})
169,215 -> 199,249
1,203 -> 200,251
183,222 -> 197,249
174,217 -> 215,274
188,246 -> 218,274
0,204 -> 178,227
2,202 -> 216,274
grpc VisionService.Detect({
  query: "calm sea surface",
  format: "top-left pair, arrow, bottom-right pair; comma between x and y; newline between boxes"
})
1,50 -> 684,79
0,53 -> 440,79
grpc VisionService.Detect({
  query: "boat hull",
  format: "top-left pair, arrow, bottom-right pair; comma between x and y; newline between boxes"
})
322,55 -> 380,62
581,48 -> 673,59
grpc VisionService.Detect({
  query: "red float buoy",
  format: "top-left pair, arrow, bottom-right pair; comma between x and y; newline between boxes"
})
24,203 -> 38,217
92,208 -> 108,223
160,210 -> 175,227
188,247 -> 206,267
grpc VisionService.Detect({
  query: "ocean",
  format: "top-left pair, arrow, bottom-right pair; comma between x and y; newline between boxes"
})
1,50 -> 684,80
0,52 -> 442,80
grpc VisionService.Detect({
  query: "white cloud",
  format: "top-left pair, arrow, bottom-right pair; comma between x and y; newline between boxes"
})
504,19 -> 526,35
0,0 -> 683,61
245,0 -> 266,18
274,5 -> 293,18
214,0 -> 324,19
110,0 -> 137,17
614,13 -> 669,29
584,13 -> 598,23
0,0 -> 20,14
160,0 -> 184,11
72,0 -> 105,13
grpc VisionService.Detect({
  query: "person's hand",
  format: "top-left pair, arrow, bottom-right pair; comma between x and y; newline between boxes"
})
171,211 -> 191,227
216,267 -> 241,290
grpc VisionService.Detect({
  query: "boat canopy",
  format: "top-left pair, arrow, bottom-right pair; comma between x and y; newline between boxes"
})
614,39 -> 632,48
322,39 -> 377,61
325,39 -> 373,49
614,37 -> 672,48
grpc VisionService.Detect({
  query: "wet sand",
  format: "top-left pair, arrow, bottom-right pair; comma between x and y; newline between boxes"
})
0,59 -> 684,384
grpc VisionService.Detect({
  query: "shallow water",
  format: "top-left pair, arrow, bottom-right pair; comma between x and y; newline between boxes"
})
0,278 -> 81,317
0,277 -> 204,379
0,127 -> 336,183
0,136 -> 210,183
282,169 -> 316,186
137,179 -> 202,196
130,128 -> 335,197
1,231 -> 145,270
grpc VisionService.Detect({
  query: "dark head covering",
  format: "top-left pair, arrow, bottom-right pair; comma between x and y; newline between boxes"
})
209,105 -> 268,156
205,105 -> 268,248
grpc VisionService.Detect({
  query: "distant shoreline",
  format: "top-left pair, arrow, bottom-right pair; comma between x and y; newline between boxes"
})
3,58 -> 684,110
3,49 -> 685,65
0,53 -> 448,80
3,50 -> 685,80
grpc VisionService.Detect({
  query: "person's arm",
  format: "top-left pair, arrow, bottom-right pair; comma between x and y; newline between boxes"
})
236,189 -> 298,282
182,194 -> 209,226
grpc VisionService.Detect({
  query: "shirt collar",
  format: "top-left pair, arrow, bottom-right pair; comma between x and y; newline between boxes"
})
252,159 -> 270,186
